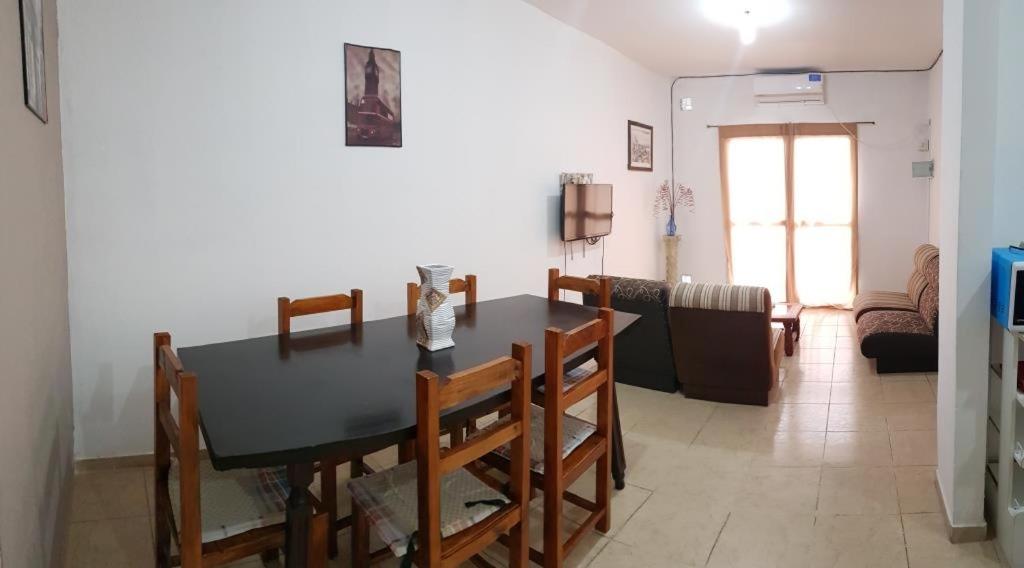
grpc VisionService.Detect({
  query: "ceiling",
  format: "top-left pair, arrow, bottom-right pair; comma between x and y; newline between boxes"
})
523,0 -> 942,76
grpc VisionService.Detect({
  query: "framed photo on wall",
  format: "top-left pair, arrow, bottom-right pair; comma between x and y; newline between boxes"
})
627,120 -> 653,171
344,43 -> 402,147
19,0 -> 47,123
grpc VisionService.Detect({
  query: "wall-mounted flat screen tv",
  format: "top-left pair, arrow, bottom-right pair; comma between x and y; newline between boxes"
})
561,183 -> 613,242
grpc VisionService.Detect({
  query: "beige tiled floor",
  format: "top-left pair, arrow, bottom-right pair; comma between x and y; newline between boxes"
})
65,309 -> 1003,567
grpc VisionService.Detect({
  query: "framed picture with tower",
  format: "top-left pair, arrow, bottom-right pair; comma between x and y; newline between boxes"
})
344,43 -> 402,147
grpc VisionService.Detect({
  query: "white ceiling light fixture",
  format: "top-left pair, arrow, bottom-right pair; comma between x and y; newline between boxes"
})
702,0 -> 791,46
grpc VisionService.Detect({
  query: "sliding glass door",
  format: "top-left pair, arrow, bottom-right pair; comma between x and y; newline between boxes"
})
720,124 -> 858,307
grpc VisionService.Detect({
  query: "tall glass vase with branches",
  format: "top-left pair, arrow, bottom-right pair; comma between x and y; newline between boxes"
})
654,180 -> 696,236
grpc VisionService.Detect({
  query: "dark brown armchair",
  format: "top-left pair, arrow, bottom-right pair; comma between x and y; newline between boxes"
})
668,282 -> 783,406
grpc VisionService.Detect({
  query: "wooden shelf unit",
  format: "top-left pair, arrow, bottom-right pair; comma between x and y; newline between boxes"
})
986,319 -> 1024,566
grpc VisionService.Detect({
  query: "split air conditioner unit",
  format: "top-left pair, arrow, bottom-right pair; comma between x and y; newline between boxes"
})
753,73 -> 825,105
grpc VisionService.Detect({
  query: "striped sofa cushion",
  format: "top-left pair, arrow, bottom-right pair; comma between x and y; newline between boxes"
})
853,291 -> 918,321
906,271 -> 930,307
669,282 -> 767,313
913,244 -> 939,272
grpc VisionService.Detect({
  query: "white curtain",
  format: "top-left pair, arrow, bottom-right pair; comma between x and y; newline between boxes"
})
720,124 -> 858,307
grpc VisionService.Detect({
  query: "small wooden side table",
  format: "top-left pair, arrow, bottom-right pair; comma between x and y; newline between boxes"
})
771,302 -> 804,356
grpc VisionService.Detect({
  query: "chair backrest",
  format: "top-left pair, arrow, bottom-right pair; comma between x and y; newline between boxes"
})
543,308 -> 614,416
548,268 -> 611,308
406,274 -> 477,316
414,342 -> 531,566
153,332 -> 202,564
278,289 -> 363,334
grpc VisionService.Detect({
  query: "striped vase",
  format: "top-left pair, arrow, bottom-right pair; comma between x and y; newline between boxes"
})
415,264 -> 456,351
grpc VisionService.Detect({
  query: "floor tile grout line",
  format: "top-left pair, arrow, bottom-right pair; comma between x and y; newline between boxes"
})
897,478 -> 912,567
605,488 -> 656,548
578,533 -> 612,568
704,511 -> 732,567
813,464 -> 825,514
685,404 -> 719,450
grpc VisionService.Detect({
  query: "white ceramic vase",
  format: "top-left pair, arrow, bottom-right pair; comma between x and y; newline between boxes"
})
415,264 -> 456,351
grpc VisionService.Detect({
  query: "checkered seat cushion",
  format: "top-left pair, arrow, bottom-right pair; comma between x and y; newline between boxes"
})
346,460 -> 509,557
537,358 -> 598,393
485,404 -> 597,474
168,460 -> 288,543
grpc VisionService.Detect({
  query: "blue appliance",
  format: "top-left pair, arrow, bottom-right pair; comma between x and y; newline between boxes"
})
991,247 -> 1024,331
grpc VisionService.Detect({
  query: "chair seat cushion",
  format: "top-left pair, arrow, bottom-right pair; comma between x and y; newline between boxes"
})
485,405 -> 597,474
537,358 -> 597,393
852,291 -> 918,321
346,461 -> 509,557
169,461 -> 287,543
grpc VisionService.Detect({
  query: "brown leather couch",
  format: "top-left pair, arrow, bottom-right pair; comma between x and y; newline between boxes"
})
668,282 -> 784,406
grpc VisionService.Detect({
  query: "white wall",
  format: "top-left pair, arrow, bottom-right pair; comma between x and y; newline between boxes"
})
935,0 -> 997,535
991,0 -> 1024,247
0,0 -> 74,563
58,0 -> 670,459
671,72 -> 932,293
936,0 -> 1024,539
928,57 -> 943,246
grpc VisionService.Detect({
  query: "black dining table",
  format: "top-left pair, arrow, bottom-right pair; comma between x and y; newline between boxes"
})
178,294 -> 640,567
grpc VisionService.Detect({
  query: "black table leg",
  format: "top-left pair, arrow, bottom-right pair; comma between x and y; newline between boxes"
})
611,384 -> 626,490
285,462 -> 314,568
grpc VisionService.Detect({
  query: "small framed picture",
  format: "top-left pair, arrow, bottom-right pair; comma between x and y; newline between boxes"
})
627,120 -> 653,171
19,0 -> 47,123
345,43 -> 402,147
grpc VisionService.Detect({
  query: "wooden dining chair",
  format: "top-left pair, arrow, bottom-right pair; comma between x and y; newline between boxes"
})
546,270 -> 627,490
278,289 -> 363,334
547,268 -> 610,308
539,308 -> 614,567
406,274 -> 479,445
406,274 -> 477,316
277,289 -> 365,558
153,332 -> 329,568
542,269 -> 610,397
348,343 -> 533,568
482,308 -> 614,568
